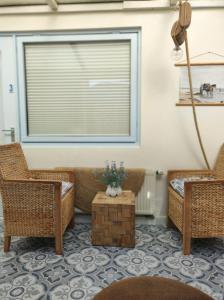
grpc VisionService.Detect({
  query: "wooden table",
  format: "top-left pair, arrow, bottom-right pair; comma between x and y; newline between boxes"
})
93,276 -> 213,300
92,191 -> 135,247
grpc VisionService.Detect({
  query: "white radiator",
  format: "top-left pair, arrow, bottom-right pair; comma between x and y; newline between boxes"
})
135,169 -> 156,216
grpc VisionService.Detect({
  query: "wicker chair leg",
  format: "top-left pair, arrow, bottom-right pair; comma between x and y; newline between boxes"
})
67,212 -> 75,229
55,235 -> 63,255
4,236 -> 11,252
183,234 -> 191,255
167,217 -> 176,229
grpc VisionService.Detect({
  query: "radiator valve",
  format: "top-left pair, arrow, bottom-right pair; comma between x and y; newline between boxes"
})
156,170 -> 164,176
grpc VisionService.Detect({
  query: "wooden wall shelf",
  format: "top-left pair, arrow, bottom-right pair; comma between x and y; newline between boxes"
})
176,103 -> 224,106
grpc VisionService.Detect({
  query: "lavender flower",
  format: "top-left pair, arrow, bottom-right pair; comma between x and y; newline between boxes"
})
101,161 -> 126,188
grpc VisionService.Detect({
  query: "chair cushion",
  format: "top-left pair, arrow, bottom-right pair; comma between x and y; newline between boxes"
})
61,181 -> 73,197
170,176 -> 214,197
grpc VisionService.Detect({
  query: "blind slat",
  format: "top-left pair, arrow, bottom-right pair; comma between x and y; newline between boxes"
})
25,40 -> 131,136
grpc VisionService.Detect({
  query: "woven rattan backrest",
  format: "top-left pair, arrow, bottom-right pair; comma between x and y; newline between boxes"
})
214,144 -> 224,178
0,143 -> 31,182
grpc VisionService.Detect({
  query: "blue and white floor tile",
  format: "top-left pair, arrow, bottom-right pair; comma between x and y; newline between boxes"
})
0,222 -> 223,300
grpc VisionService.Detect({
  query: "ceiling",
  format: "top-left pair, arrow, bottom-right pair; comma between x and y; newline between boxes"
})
0,1 -> 221,11
0,0 -> 125,6
0,0 -> 130,11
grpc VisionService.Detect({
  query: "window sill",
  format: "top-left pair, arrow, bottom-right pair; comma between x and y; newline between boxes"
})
21,142 -> 141,149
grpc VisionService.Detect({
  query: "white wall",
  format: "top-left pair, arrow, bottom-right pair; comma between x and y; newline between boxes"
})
0,7 -> 224,220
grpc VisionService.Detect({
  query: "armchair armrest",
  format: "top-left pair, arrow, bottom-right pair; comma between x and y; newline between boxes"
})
1,178 -> 62,215
2,178 -> 62,197
184,180 -> 224,236
167,169 -> 214,181
4,178 -> 61,185
185,179 -> 224,193
30,169 -> 75,183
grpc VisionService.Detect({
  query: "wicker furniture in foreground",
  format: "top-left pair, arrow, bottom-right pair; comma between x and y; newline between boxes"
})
168,144 -> 224,255
92,191 -> 135,247
93,276 -> 213,300
0,143 -> 75,255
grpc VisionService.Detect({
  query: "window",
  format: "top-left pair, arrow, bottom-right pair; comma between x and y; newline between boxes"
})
17,32 -> 139,143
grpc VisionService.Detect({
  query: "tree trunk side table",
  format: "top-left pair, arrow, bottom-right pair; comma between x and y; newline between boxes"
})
92,191 -> 135,247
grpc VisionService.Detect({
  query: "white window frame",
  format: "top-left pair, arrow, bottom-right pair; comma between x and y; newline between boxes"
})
17,31 -> 139,143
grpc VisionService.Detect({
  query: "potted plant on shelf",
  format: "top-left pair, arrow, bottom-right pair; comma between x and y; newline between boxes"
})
102,161 -> 126,197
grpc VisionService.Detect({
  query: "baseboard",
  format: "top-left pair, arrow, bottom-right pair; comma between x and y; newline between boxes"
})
75,213 -> 91,223
136,215 -> 167,225
75,213 -> 167,226
155,216 -> 167,226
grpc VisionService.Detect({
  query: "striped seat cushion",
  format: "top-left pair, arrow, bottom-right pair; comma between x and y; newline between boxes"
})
61,181 -> 73,197
170,176 -> 214,197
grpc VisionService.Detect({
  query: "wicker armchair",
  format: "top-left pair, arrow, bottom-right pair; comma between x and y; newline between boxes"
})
168,144 -> 224,255
0,143 -> 75,255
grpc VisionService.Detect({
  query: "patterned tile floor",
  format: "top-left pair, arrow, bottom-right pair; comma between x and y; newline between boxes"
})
0,222 -> 224,300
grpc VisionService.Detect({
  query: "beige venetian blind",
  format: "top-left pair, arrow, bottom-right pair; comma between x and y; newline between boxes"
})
24,41 -> 131,137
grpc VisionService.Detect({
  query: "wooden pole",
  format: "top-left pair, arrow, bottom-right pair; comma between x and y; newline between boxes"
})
184,31 -> 211,169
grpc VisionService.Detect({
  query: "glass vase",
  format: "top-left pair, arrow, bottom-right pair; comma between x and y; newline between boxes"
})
106,185 -> 122,197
